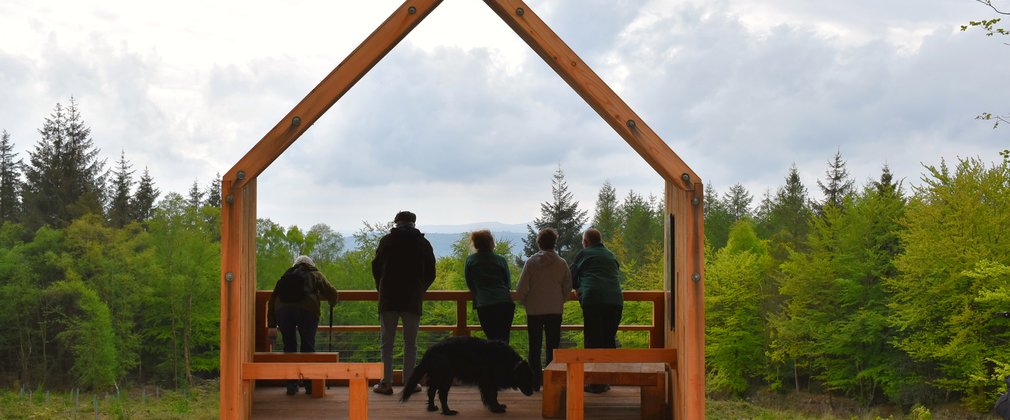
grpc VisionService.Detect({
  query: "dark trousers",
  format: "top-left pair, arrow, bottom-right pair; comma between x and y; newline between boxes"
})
527,313 -> 562,388
277,307 -> 320,352
582,304 -> 622,349
477,302 -> 516,344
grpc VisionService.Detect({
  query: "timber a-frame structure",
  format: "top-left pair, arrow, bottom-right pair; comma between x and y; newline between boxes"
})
220,1 -> 705,418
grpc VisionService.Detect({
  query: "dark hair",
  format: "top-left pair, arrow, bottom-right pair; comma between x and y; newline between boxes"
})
393,211 -> 416,223
536,227 -> 558,251
583,228 -> 603,246
470,230 -> 495,252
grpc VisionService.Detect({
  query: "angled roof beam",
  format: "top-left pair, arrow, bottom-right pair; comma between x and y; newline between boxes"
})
484,0 -> 699,189
225,0 -> 443,191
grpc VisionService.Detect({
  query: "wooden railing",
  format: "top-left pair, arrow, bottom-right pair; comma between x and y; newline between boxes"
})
255,290 -> 665,352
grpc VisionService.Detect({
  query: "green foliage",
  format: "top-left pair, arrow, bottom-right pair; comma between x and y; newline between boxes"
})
0,130 -> 21,223
888,158 -> 1010,409
522,166 -> 589,262
45,280 -> 118,390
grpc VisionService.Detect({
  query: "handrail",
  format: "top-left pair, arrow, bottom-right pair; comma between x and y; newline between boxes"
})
255,290 -> 666,352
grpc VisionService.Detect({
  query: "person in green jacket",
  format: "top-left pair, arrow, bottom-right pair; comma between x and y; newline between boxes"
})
464,230 -> 515,344
569,228 -> 623,393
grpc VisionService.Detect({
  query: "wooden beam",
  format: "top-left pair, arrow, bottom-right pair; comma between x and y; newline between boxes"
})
241,362 -> 383,380
553,348 -> 677,369
220,180 -> 257,419
483,0 -> 699,189
225,0 -> 443,190
667,181 -> 706,419
566,362 -> 585,420
252,352 -> 339,363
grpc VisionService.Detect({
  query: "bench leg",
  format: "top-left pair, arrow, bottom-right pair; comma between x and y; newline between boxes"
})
311,379 -> 325,398
641,385 -> 664,419
542,369 -> 564,418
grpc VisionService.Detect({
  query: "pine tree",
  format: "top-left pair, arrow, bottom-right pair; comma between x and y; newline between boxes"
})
758,164 -> 813,257
187,180 -> 203,209
204,173 -> 222,208
704,184 -> 734,250
22,99 -> 106,230
723,183 -> 753,221
591,181 -> 620,241
0,130 -> 22,223
619,190 -> 662,267
107,150 -> 134,227
129,167 -> 159,222
522,167 -> 589,262
816,149 -> 855,214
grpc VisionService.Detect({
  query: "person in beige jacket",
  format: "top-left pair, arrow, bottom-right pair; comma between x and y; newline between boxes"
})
515,228 -> 572,390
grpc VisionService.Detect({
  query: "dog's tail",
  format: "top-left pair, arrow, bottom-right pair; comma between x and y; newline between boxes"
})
399,360 -> 427,403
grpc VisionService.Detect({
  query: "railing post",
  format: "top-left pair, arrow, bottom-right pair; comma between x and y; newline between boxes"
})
455,297 -> 469,336
650,295 -> 665,348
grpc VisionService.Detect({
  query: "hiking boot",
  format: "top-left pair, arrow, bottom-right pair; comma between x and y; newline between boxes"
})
372,382 -> 393,395
410,384 -> 422,393
303,380 -> 313,395
584,384 -> 610,394
286,381 -> 298,396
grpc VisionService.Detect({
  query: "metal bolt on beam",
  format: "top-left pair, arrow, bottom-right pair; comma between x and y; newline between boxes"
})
225,272 -> 234,282
408,6 -> 416,14
691,197 -> 700,206
692,273 -> 701,282
626,119 -> 636,129
681,173 -> 690,183
236,171 -> 246,180
292,116 -> 301,127
226,194 -> 234,204
516,7 -> 524,16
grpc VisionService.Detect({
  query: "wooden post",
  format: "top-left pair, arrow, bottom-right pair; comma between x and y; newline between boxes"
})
565,361 -> 585,420
349,378 -> 368,419
455,297 -> 468,336
220,179 -> 257,419
666,180 -> 705,419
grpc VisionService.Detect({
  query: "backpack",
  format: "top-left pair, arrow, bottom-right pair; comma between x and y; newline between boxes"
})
275,266 -> 314,303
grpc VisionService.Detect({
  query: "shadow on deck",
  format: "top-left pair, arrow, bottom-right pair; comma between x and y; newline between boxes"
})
252,384 -> 645,419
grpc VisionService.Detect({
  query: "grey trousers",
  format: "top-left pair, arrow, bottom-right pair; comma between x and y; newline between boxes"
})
379,310 -> 420,385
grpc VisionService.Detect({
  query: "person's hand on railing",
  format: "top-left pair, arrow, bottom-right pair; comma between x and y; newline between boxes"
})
267,327 -> 278,344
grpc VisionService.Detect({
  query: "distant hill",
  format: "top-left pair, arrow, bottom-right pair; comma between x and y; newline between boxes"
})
342,222 -> 530,259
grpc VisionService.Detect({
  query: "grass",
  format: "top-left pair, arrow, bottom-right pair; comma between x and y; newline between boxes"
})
0,380 -> 218,420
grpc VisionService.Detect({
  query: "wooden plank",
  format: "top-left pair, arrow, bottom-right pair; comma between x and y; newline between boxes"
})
565,362 -> 584,420
553,348 -> 677,368
220,179 -> 257,419
242,362 -> 383,380
225,0 -> 443,190
253,352 -> 339,363
483,0 -> 698,189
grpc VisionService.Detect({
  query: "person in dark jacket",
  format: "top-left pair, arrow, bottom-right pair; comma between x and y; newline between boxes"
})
570,228 -> 623,393
267,255 -> 339,395
371,210 -> 436,395
464,230 -> 515,344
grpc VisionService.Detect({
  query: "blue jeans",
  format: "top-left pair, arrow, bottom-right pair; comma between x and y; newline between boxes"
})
379,310 -> 420,385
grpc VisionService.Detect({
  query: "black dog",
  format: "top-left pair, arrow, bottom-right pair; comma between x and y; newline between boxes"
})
400,336 -> 534,415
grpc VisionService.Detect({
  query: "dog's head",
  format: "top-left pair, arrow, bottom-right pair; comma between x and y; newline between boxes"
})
511,359 -> 535,396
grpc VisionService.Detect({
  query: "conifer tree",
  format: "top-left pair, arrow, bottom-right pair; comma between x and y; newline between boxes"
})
22,99 -> 106,229
204,173 -> 222,208
0,130 -> 22,223
522,167 -> 588,262
107,150 -> 134,227
723,183 -> 753,221
187,179 -> 203,209
129,167 -> 159,222
816,149 -> 855,214
619,190 -> 662,266
704,184 -> 734,250
591,181 -> 620,241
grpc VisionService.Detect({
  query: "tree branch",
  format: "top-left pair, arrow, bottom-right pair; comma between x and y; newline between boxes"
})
976,0 -> 1010,15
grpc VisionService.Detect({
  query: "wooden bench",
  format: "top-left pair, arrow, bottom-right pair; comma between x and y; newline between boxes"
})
543,348 -> 677,420
252,352 -> 339,398
242,361 -> 382,419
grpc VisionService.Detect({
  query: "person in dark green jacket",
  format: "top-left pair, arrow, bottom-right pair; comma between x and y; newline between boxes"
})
464,230 -> 515,344
570,228 -> 623,393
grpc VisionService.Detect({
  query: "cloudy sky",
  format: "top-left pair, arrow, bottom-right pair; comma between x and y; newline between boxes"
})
0,0 -> 1007,233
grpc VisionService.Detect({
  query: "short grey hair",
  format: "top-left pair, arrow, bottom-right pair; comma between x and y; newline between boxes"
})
293,255 -> 314,266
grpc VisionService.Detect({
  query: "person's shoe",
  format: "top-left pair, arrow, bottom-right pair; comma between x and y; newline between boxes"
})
411,384 -> 422,393
286,382 -> 298,395
584,384 -> 610,394
372,382 -> 394,395
303,380 -> 313,395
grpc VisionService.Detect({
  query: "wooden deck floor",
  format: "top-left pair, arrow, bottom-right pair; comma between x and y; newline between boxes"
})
252,384 -> 646,419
